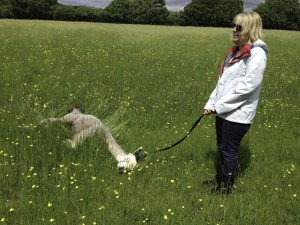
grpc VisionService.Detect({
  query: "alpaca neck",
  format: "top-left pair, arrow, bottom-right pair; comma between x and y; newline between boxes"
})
102,126 -> 127,161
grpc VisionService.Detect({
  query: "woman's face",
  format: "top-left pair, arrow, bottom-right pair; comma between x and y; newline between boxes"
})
232,23 -> 242,45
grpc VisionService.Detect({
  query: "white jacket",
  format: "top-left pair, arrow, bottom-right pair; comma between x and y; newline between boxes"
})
204,39 -> 268,124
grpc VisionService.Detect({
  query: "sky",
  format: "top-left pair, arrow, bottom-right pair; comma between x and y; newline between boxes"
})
58,0 -> 265,12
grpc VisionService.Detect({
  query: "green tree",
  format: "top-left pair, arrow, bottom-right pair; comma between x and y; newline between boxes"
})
131,0 -> 169,25
0,0 -> 13,18
167,11 -> 184,25
51,4 -> 77,21
182,0 -> 243,27
75,6 -> 102,22
150,0 -> 169,24
102,0 -> 133,23
255,0 -> 300,30
217,0 -> 243,27
101,0 -> 168,25
10,0 -> 57,19
182,0 -> 221,26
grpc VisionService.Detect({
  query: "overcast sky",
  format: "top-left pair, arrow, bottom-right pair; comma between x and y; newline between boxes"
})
58,0 -> 265,12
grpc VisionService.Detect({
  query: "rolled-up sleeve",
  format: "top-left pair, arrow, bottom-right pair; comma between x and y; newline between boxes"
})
204,87 -> 217,110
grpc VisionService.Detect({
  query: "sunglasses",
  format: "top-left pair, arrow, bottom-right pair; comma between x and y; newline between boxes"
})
232,23 -> 242,32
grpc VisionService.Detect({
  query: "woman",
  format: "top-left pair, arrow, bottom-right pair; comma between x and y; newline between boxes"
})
203,12 -> 268,194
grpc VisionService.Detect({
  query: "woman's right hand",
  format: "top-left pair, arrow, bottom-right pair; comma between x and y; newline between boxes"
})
204,109 -> 216,116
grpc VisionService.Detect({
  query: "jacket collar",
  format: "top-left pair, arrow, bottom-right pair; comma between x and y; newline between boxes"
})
229,44 -> 252,64
220,44 -> 252,76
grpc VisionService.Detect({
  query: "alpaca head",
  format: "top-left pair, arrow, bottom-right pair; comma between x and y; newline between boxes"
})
118,147 -> 142,173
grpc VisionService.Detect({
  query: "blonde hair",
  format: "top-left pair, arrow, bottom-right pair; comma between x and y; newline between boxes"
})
233,12 -> 263,44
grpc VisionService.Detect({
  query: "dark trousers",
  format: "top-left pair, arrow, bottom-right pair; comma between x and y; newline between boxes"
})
216,116 -> 251,178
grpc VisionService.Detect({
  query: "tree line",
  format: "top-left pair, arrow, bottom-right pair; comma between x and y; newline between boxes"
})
0,0 -> 299,30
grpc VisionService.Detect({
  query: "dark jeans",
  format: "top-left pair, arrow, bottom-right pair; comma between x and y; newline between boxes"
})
216,116 -> 251,177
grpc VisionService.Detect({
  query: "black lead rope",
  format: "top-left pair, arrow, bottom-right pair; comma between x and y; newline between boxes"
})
139,114 -> 205,161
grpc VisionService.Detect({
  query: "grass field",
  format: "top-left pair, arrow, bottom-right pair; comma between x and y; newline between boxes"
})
0,19 -> 299,225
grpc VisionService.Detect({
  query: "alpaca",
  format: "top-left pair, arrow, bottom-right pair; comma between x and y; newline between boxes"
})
40,107 -> 142,172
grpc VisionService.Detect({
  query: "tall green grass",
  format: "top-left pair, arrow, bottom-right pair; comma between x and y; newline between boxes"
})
0,19 -> 299,225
